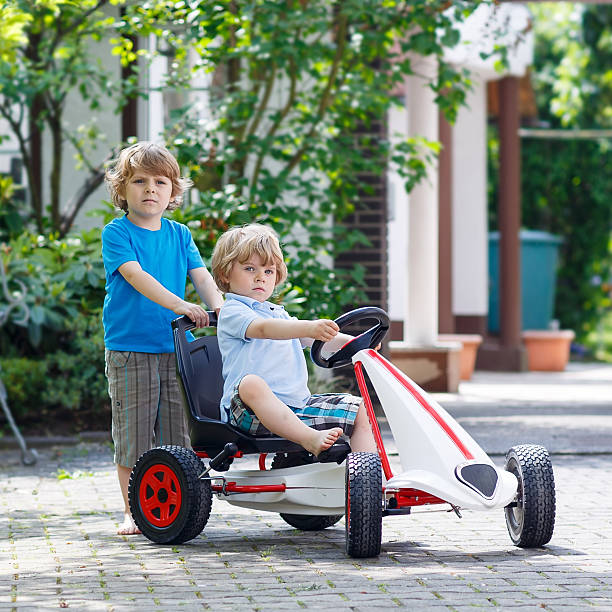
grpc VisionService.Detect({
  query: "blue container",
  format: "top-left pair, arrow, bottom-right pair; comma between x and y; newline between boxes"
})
488,230 -> 563,333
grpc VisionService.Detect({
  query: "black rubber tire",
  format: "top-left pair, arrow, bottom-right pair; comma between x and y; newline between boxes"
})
129,445 -> 212,544
504,444 -> 556,548
280,513 -> 343,531
271,452 -> 343,531
345,451 -> 382,558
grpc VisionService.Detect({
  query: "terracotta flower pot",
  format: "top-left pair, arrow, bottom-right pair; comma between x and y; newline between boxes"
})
438,334 -> 482,381
521,330 -> 575,371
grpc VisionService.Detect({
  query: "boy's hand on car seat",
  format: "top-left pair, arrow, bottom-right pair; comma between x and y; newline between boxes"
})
174,300 -> 209,327
309,319 -> 339,342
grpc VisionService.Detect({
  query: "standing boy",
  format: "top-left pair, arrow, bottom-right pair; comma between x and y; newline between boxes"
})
211,223 -> 377,457
102,142 -> 223,535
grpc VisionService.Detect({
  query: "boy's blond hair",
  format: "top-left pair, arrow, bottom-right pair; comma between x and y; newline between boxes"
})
105,142 -> 193,212
212,224 -> 288,293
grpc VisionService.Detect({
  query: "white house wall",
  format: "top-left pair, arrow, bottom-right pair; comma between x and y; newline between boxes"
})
444,4 -> 533,79
46,86 -> 122,231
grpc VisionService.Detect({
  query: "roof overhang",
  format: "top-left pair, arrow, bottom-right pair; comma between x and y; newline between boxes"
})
444,3 -> 534,80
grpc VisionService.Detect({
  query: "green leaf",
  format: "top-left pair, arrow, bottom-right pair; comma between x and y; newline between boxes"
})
30,305 -> 45,325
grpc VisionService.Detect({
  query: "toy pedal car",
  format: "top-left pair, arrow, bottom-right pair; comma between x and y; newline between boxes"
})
128,307 -> 556,558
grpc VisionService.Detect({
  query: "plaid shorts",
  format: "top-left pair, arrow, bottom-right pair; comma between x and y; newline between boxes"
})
105,349 -> 191,468
229,385 -> 361,438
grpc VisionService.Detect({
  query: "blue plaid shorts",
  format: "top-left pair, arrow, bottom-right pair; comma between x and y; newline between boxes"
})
229,384 -> 361,438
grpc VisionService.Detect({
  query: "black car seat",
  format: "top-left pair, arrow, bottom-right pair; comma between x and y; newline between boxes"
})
172,315 -> 304,457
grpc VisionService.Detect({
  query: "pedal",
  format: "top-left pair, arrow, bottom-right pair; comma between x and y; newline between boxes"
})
317,440 -> 351,464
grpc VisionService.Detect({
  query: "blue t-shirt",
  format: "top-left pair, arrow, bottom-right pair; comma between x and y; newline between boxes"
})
102,215 -> 204,353
217,293 -> 311,420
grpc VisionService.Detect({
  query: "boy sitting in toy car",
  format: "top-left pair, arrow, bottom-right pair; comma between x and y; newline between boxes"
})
211,224 -> 377,460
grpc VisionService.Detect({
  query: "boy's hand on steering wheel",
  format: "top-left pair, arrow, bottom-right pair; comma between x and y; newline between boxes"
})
309,319 -> 339,342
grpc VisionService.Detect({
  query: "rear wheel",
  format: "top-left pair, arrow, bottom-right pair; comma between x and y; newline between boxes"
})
129,445 -> 212,544
504,444 -> 555,548
271,451 -> 343,531
345,452 -> 382,558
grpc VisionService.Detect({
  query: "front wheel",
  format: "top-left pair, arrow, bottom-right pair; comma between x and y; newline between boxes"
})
345,452 -> 382,558
129,445 -> 212,544
504,444 -> 555,548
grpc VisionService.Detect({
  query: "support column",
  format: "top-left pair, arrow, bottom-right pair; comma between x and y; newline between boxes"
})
389,58 -> 460,392
438,110 -> 453,334
477,75 -> 527,371
499,76 -> 522,349
405,63 -> 439,346
451,79 -> 488,337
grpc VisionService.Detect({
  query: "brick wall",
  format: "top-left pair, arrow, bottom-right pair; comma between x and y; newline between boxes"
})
332,120 -> 389,400
335,120 -> 388,313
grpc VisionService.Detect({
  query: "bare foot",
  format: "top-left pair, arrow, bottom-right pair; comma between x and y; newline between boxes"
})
303,427 -> 343,456
117,513 -> 141,536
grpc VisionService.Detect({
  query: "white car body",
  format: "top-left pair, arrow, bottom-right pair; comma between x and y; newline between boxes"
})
215,348 -> 518,514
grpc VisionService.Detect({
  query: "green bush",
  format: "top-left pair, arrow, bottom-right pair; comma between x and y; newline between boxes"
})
0,176 -> 26,241
0,357 -> 47,409
489,131 -> 612,339
1,227 -> 108,434
0,307 -> 108,433
0,228 -> 105,354
521,139 -> 612,338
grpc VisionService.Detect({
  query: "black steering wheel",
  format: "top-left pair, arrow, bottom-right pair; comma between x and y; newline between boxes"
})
310,307 -> 390,369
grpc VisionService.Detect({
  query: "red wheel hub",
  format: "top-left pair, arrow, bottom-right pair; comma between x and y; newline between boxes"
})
138,464 -> 183,527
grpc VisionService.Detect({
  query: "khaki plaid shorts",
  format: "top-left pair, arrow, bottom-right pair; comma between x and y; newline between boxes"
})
229,382 -> 361,438
105,350 -> 191,468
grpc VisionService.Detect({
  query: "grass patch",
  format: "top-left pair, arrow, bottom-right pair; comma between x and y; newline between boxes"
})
583,309 -> 612,362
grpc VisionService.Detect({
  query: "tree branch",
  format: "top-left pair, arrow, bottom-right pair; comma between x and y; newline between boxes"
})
230,67 -> 265,151
58,148 -> 117,238
64,131 -> 98,174
47,111 -> 63,231
277,12 -> 348,181
250,58 -> 298,197
245,64 -> 277,143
